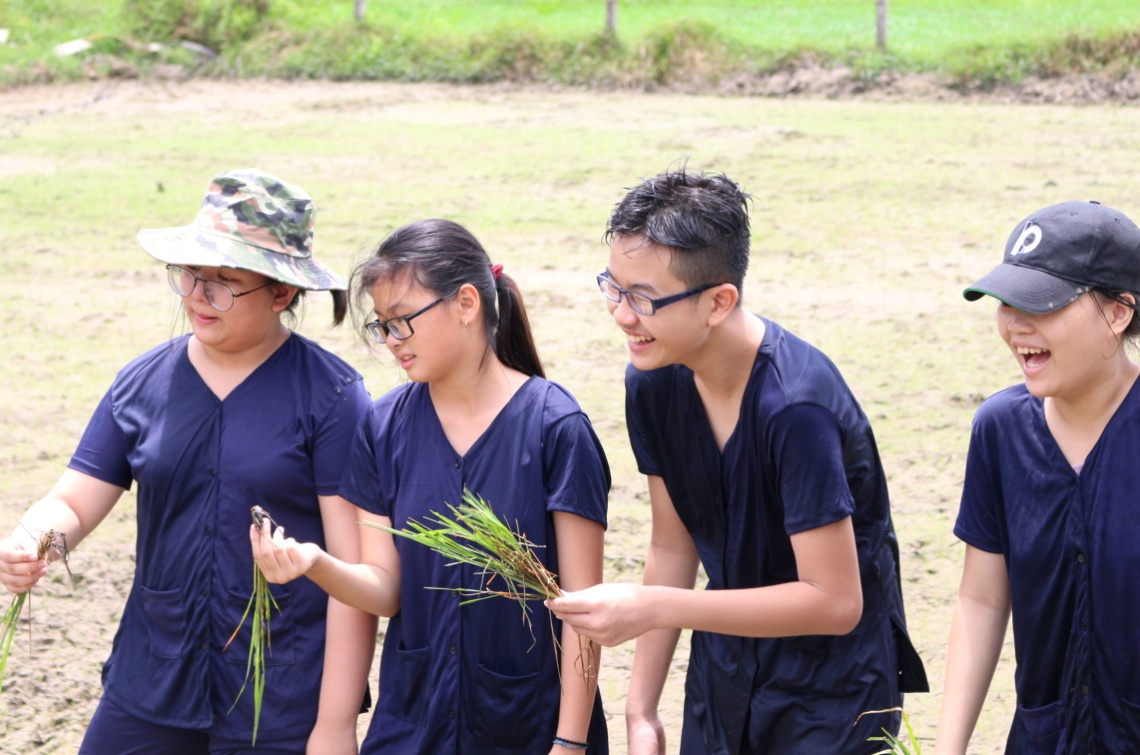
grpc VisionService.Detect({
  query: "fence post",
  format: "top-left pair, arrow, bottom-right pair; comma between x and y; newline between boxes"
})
355,0 -> 366,23
875,0 -> 887,51
605,0 -> 617,37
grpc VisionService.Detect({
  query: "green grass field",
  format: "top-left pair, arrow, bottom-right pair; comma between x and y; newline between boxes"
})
2,0 -> 1139,86
3,76 -> 1140,751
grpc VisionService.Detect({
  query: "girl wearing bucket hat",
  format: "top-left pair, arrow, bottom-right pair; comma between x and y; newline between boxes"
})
0,169 -> 375,753
936,200 -> 1140,754
250,218 -> 611,754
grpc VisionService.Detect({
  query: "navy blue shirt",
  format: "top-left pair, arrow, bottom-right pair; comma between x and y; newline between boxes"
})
69,334 -> 370,740
340,377 -> 610,754
956,380 -> 1140,754
626,318 -> 926,755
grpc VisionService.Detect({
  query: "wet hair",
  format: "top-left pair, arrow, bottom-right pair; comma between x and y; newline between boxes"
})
350,219 -> 544,378
1094,288 -> 1140,342
605,169 -> 752,294
280,289 -> 348,328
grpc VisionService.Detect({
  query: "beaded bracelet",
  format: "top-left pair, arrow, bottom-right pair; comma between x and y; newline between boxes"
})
553,736 -> 589,750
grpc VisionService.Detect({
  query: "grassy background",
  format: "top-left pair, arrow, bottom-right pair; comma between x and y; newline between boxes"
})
3,77 -> 1140,751
2,1 -> 1140,87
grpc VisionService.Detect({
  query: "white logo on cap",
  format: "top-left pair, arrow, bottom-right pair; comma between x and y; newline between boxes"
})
1010,222 -> 1042,256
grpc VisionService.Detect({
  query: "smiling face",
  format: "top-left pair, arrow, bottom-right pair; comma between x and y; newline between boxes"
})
996,292 -> 1128,400
370,274 -> 464,383
179,265 -> 291,354
604,234 -> 719,371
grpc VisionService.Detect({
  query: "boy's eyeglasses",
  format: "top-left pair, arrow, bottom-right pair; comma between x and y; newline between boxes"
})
167,265 -> 274,312
365,298 -> 445,342
596,273 -> 720,316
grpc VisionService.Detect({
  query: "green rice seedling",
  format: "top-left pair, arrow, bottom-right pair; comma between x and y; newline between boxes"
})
224,505 -> 280,745
858,707 -> 924,755
370,489 -> 596,682
0,528 -> 73,693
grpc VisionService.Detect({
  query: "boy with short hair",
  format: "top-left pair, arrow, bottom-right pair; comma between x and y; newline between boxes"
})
549,169 -> 927,754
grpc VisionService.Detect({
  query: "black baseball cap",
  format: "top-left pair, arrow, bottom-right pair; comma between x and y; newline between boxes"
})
964,200 -> 1140,314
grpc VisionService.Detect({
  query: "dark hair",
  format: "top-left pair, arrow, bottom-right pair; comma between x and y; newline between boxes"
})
350,219 -> 544,378
1094,288 -> 1140,341
605,169 -> 752,294
281,290 -> 348,328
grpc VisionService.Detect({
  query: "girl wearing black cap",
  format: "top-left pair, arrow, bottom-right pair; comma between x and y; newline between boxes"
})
936,200 -> 1140,753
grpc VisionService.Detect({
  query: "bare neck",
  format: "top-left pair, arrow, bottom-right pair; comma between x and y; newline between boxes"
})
188,325 -> 292,401
1045,358 -> 1140,466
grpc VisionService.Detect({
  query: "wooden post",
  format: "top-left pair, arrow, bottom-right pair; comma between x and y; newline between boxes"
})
875,0 -> 887,51
605,0 -> 617,37
355,0 -> 366,23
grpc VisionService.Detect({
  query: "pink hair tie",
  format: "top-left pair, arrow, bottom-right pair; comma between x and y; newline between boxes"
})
490,264 -> 504,280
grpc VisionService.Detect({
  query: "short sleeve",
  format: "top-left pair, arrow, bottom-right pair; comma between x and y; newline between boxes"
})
767,403 -> 855,535
338,408 -> 388,516
68,389 -> 133,490
311,377 -> 371,496
953,416 -> 1006,554
543,413 -> 610,528
625,365 -> 664,477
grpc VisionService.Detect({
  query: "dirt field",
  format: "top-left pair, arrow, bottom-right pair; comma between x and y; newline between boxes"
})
2,77 -> 1138,753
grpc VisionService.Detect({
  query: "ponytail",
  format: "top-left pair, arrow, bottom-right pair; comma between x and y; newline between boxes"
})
350,218 -> 545,378
492,272 -> 544,378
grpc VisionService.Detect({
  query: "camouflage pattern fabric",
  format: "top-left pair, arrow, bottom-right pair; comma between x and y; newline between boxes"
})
137,168 -> 346,291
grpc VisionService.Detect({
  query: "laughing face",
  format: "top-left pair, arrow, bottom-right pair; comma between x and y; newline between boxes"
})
996,293 -> 1125,400
604,234 -> 716,372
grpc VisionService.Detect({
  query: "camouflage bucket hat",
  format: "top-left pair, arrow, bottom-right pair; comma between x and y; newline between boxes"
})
137,168 -> 346,291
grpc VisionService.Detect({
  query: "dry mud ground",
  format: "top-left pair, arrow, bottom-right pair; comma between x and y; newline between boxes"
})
1,77 -> 1138,753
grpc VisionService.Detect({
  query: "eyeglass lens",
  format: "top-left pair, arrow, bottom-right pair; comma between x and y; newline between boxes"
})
166,265 -> 239,311
597,276 -> 653,315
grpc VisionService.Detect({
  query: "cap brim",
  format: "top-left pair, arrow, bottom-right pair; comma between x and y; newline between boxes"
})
963,262 -> 1088,314
137,226 -> 346,291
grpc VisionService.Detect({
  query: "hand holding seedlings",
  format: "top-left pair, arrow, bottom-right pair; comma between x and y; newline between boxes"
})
375,490 -> 597,682
1,528 -> 74,691
249,505 -> 324,584
546,582 -> 648,648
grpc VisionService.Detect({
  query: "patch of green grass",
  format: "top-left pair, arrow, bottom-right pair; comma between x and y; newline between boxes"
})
2,1 -> 1139,88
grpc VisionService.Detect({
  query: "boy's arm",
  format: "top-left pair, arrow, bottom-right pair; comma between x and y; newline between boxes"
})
551,513 -> 863,644
626,475 -> 701,755
934,545 -> 1010,755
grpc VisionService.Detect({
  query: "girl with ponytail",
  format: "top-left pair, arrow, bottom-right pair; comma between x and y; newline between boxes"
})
251,219 -> 611,754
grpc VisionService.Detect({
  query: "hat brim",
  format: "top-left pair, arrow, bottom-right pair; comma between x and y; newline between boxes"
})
963,262 -> 1089,315
137,226 -> 346,291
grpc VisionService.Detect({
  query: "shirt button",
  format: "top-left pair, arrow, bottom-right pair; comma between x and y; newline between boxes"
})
200,642 -> 208,651
200,589 -> 208,598
449,708 -> 456,719
1081,684 -> 1090,695
450,645 -> 458,655
204,525 -> 213,536
453,460 -> 461,469
1077,553 -> 1086,563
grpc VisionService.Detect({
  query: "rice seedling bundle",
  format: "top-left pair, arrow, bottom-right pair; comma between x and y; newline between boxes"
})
0,528 -> 73,693
224,505 -> 280,745
370,489 -> 596,682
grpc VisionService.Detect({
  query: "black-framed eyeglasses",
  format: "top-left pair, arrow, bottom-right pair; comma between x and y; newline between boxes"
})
365,298 -> 446,342
166,265 -> 275,312
596,273 -> 721,316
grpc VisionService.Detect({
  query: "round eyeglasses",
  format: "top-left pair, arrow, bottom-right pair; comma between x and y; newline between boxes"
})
166,265 -> 275,312
596,273 -> 721,316
365,297 -> 446,342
